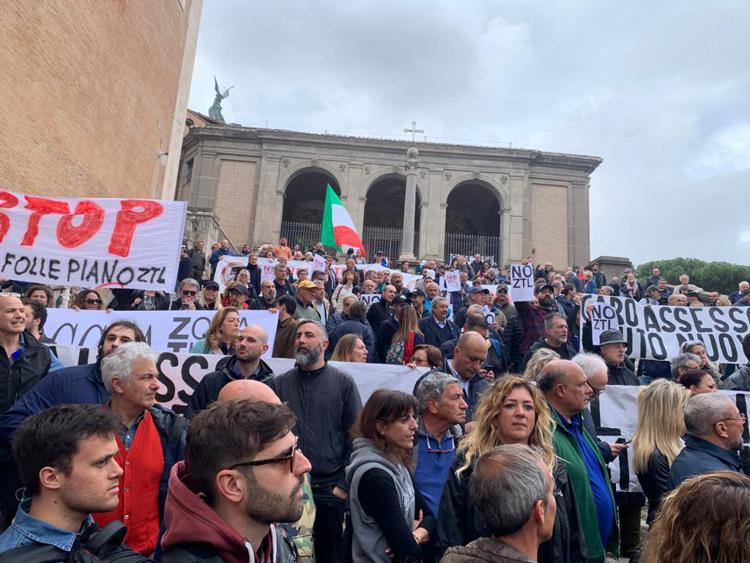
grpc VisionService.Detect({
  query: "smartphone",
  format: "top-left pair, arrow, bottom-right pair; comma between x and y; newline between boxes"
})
615,437 -> 632,445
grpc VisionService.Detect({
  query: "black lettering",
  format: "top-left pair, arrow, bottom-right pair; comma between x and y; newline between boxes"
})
1,252 -> 14,273
83,260 -> 99,283
136,267 -> 150,283
643,306 -> 662,332
50,322 -> 77,346
191,316 -> 212,340
729,308 -> 750,333
79,324 -> 106,348
101,259 -> 117,284
168,317 -> 191,341
657,307 -> 676,332
718,333 -> 739,363
673,308 -> 693,332
49,258 -> 61,280
116,266 -> 134,286
13,256 -> 31,276
155,352 -> 178,404
708,307 -> 730,332
67,258 -> 81,282
623,297 -> 639,327
647,334 -> 667,360
689,308 -> 711,333
155,266 -> 167,284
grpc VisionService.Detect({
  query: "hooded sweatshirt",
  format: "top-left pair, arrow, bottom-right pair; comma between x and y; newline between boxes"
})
346,438 -> 416,563
159,461 -> 295,563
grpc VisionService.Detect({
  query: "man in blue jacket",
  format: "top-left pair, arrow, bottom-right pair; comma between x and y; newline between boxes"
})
0,320 -> 146,529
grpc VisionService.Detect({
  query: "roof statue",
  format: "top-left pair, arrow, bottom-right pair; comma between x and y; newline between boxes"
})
208,75 -> 234,123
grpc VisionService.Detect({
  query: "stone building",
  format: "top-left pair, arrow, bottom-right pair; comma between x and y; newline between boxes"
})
0,1 -> 201,201
177,117 -> 601,267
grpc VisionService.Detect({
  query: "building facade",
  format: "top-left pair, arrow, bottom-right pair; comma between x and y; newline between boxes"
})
177,121 -> 601,267
0,0 -> 201,201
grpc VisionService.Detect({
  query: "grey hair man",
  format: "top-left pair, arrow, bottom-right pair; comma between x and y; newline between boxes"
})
413,371 -> 467,515
267,320 -> 362,563
667,393 -> 744,491
670,352 -> 700,381
99,342 -> 187,554
170,278 -> 204,310
441,444 -> 556,563
419,296 -> 460,348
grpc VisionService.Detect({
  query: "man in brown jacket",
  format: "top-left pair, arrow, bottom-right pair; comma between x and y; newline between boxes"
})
274,295 -> 299,358
441,444 -> 557,563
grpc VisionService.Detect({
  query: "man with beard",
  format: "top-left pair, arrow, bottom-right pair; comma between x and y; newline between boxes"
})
667,393 -> 744,491
268,320 -> 362,563
519,313 -> 576,373
0,405 -> 148,560
186,325 -> 273,417
159,400 -> 309,562
516,281 -> 558,357
251,279 -> 278,310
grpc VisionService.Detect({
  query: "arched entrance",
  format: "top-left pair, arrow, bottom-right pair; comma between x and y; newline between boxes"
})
280,169 -> 340,252
444,182 -> 501,262
363,175 -> 420,261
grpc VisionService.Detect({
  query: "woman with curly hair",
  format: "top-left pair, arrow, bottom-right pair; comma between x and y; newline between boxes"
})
631,379 -> 691,525
641,471 -> 750,563
437,376 -> 585,563
189,307 -> 240,354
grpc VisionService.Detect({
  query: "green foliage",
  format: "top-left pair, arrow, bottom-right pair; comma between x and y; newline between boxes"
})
636,258 -> 750,295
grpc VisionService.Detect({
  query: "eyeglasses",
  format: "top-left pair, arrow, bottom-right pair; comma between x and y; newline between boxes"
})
720,413 -> 747,424
424,434 -> 455,454
228,439 -> 299,474
85,299 -> 102,305
589,385 -> 606,399
182,290 -> 197,296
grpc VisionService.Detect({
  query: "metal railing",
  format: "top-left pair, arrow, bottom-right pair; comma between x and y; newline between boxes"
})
363,225 -> 419,262
444,233 -> 501,263
280,220 -> 338,255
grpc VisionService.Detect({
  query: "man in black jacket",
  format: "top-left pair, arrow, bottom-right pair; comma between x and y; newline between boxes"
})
597,330 -> 639,386
419,297 -> 460,348
185,325 -> 273,417
519,313 -> 576,373
268,320 -> 362,563
327,301 -> 375,361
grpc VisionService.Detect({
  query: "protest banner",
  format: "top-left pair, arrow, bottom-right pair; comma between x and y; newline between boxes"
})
510,262 -> 534,302
313,253 -> 326,273
45,309 -> 278,358
444,270 -> 461,292
0,190 -> 186,291
591,302 -> 618,345
360,293 -> 381,309
214,255 -> 249,291
53,346 -> 426,416
582,294 -> 750,364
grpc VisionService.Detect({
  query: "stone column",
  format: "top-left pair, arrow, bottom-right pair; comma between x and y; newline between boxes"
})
399,146 -> 419,261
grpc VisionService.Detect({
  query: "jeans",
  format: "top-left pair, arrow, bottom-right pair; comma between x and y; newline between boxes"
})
312,486 -> 347,563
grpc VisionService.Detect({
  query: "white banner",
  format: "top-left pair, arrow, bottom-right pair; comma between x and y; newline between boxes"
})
214,256 -> 249,291
53,346 -> 427,416
0,191 -> 186,290
594,385 -> 750,493
583,294 -> 750,364
591,303 -> 617,345
45,309 -> 278,358
510,262 -> 534,302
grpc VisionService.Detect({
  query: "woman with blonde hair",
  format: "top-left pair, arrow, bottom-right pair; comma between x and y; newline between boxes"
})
631,379 -> 691,525
437,376 -> 585,563
189,307 -> 240,354
641,471 -> 750,563
385,304 -> 424,365
330,334 -> 368,362
522,348 -> 560,382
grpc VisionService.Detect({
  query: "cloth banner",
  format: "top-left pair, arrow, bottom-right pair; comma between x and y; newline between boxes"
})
53,346 -> 427,416
214,256 -> 250,290
582,294 -> 750,364
0,190 -> 186,291
592,385 -> 750,493
509,262 -> 534,302
44,309 -> 278,358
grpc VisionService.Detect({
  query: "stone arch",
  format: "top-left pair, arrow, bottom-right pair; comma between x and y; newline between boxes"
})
280,165 -> 341,251
444,177 -> 503,262
362,172 -> 422,260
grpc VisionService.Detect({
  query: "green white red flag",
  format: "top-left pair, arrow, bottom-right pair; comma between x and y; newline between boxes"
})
321,184 -> 366,256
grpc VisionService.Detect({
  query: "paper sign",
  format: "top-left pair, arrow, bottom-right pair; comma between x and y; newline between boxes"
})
360,293 -> 381,309
0,190 -> 186,290
444,270 -> 461,292
313,254 -> 326,273
510,262 -> 534,302
590,302 -> 618,345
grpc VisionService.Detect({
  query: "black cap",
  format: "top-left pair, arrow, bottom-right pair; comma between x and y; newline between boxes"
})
203,280 -> 220,291
392,294 -> 409,305
470,286 -> 490,294
536,283 -> 554,294
409,288 -> 425,298
229,284 -> 249,295
599,330 -> 626,346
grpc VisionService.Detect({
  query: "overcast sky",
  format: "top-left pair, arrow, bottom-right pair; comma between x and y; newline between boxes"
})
188,1 -> 749,266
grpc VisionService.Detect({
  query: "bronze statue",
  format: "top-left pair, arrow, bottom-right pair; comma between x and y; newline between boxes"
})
208,75 -> 234,122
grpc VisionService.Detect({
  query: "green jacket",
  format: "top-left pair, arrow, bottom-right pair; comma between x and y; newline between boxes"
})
550,409 -> 618,562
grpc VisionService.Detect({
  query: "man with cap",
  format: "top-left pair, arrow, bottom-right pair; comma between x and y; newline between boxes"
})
515,274 -> 558,357
294,280 -> 322,321
597,330 -> 639,386
453,286 -> 489,329
492,284 -> 516,320
408,288 -> 426,317
226,283 -> 250,309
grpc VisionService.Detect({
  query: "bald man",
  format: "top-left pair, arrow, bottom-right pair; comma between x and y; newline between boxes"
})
444,331 -> 490,423
538,360 -> 617,562
216,379 -> 316,563
185,325 -> 273,417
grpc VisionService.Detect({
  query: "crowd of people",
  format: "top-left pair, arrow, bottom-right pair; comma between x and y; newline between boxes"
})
0,237 -> 749,562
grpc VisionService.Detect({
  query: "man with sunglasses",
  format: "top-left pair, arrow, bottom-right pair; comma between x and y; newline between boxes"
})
169,278 -> 205,311
667,393 -> 745,491
160,400 -> 310,562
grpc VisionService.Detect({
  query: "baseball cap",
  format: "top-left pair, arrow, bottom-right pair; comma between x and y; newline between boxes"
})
203,280 -> 220,291
471,287 -> 490,295
297,280 -> 317,290
536,283 -> 554,294
229,285 -> 248,295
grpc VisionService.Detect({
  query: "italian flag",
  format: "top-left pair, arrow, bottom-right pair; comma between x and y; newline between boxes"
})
322,184 -> 366,256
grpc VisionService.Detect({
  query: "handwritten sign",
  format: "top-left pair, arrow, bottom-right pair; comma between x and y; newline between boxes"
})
360,293 -> 381,309
510,262 -> 534,302
590,302 -> 618,345
444,270 -> 461,292
0,190 -> 186,290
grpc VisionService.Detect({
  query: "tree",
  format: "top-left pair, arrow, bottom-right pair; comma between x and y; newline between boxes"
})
637,258 -> 750,296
